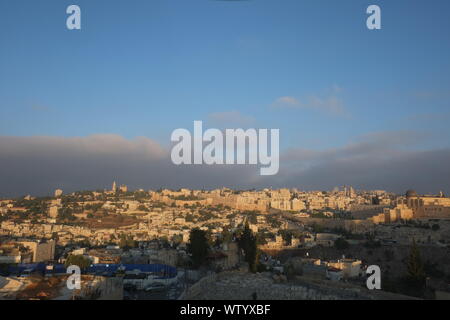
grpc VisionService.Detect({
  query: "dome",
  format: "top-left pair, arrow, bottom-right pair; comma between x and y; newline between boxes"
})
405,190 -> 418,198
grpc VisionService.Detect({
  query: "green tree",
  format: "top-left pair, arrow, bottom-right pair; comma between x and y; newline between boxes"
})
403,239 -> 426,297
311,223 -> 324,233
137,205 -> 149,212
171,234 -> 183,246
238,221 -> 258,273
187,228 -> 210,268
221,227 -> 233,244
279,230 -> 293,245
65,255 -> 91,271
51,232 -> 59,241
334,237 -> 349,250
119,234 -> 137,249
406,239 -> 425,282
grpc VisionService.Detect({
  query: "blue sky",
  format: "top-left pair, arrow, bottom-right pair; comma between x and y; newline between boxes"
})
0,0 -> 450,195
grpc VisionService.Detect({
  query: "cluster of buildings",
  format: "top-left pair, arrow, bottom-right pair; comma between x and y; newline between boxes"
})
285,256 -> 363,282
370,190 -> 450,224
0,239 -> 55,264
149,186 -> 383,213
111,181 -> 128,194
1,185 -> 449,252
0,183 -> 450,299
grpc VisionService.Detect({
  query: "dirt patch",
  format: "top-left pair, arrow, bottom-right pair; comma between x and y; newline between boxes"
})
80,215 -> 139,229
16,276 -> 67,300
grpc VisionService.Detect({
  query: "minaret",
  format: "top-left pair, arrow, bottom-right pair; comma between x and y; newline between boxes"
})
112,181 -> 117,193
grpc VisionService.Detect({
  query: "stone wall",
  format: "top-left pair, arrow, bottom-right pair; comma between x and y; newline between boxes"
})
180,271 -> 415,300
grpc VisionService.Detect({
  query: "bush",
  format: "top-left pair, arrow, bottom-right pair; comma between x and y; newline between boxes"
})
65,255 -> 91,270
334,237 -> 349,250
431,224 -> 440,231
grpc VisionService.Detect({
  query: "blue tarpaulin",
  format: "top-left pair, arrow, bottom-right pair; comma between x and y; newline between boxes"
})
9,263 -> 177,278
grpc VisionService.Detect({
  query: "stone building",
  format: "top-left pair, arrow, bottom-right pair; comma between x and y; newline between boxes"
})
371,204 -> 414,224
398,190 -> 450,219
18,239 -> 56,262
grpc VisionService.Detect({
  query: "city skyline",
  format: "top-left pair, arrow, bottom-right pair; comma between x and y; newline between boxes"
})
0,180 -> 445,200
1,182 -> 449,301
1,0 -> 450,304
1,1 -> 450,196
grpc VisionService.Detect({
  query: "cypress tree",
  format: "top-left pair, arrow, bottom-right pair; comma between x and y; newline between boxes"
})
238,220 -> 258,273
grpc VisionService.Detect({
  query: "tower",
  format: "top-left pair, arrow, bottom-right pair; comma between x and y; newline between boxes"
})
54,189 -> 63,198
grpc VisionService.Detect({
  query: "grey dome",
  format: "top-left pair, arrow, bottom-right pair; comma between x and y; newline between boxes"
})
406,190 -> 418,198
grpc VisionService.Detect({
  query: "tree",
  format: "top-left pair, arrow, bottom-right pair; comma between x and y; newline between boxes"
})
137,204 -> 149,212
221,227 -> 233,244
406,239 -> 425,282
404,239 -> 426,297
279,230 -> 293,245
311,223 -> 324,233
238,221 -> 258,273
334,237 -> 349,250
431,224 -> 440,231
171,234 -> 183,246
384,249 -> 395,262
119,234 -> 137,249
187,228 -> 209,268
65,255 -> 91,271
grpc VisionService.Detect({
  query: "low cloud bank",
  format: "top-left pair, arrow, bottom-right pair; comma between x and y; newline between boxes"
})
0,132 -> 449,197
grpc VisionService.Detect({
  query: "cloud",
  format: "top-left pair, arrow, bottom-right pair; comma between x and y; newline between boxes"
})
280,131 -> 427,172
271,130 -> 449,194
273,96 -> 300,106
207,111 -> 255,127
0,134 -> 259,197
272,86 -> 349,117
0,134 -> 167,159
274,148 -> 450,196
0,131 -> 449,197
